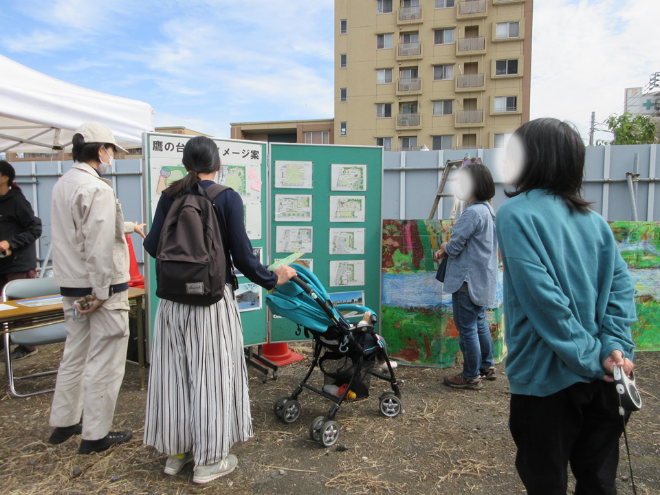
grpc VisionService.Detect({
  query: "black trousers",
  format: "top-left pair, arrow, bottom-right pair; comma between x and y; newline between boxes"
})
510,380 -> 626,495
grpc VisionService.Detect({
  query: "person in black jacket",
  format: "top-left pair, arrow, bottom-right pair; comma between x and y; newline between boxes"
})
0,160 -> 43,360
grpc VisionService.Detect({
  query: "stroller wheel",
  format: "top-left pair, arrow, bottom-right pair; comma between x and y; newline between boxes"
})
319,420 -> 340,447
281,400 -> 302,424
273,396 -> 290,418
379,394 -> 402,418
309,416 -> 326,442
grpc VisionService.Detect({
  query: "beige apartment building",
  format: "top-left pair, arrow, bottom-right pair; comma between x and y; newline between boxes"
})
334,0 -> 532,151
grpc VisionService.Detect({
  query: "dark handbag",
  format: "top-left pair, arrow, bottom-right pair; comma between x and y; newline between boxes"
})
435,256 -> 448,283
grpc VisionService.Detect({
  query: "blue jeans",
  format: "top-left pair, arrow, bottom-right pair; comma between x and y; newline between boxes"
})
452,290 -> 494,380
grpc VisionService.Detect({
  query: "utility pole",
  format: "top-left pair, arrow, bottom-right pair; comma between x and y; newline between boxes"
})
589,111 -> 596,146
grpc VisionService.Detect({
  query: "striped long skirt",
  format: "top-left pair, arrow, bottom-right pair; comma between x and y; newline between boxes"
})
144,285 -> 253,466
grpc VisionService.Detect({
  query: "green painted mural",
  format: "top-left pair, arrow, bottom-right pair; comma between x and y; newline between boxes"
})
381,220 -> 660,369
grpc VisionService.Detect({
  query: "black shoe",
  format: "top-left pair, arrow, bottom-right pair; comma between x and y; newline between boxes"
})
79,430 -> 133,454
48,422 -> 83,444
10,346 -> 38,361
480,367 -> 497,381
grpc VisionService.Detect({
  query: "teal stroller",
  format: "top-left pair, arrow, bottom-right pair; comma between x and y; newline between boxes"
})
265,265 -> 402,447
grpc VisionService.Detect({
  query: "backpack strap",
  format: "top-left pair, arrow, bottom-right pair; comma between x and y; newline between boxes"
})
197,183 -> 239,290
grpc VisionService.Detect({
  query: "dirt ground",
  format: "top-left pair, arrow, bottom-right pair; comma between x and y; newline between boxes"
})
1,343 -> 659,495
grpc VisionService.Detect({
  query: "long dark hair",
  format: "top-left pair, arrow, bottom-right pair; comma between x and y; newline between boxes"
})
164,136 -> 220,198
505,118 -> 592,214
71,133 -> 116,164
0,160 -> 21,192
462,160 -> 495,202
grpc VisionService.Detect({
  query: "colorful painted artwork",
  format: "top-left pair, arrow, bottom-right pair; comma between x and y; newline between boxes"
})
610,221 -> 660,351
381,219 -> 506,368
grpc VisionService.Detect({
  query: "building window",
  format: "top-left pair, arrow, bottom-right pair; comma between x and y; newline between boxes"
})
340,88 -> 347,102
433,100 -> 453,116
495,59 -> 519,76
433,64 -> 454,81
305,131 -> 330,144
340,19 -> 347,34
376,68 -> 393,84
496,21 -> 520,39
434,28 -> 455,45
401,32 -> 419,44
377,33 -> 394,49
494,96 -> 518,112
402,0 -> 419,7
400,67 -> 418,80
377,103 -> 392,118
462,134 -> 477,148
377,0 -> 393,14
435,0 -> 455,7
376,137 -> 392,151
400,136 -> 418,151
432,135 -> 453,150
340,54 -> 347,69
340,122 -> 347,136
494,132 -> 513,148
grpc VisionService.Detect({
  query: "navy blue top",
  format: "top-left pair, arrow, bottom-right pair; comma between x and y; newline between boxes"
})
144,180 -> 278,290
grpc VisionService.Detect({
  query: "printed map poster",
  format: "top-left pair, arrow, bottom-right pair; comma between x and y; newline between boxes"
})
236,283 -> 262,312
276,226 -> 314,253
329,228 -> 366,255
329,196 -> 366,223
330,260 -> 366,287
148,136 -> 263,239
275,258 -> 314,271
331,164 -> 367,192
275,195 -> 313,222
274,161 -> 313,189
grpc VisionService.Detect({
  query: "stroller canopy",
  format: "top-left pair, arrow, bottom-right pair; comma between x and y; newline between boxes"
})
265,265 -> 374,333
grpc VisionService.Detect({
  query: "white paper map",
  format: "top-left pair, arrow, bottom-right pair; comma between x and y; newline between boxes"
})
331,164 -> 367,192
276,227 -> 313,253
275,258 -> 314,271
275,195 -> 313,222
274,161 -> 313,189
330,260 -> 365,287
329,196 -> 366,223
329,228 -> 365,254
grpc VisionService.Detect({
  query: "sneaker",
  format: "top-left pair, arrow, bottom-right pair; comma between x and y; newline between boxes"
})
48,421 -> 83,444
193,455 -> 238,484
377,361 -> 398,373
480,367 -> 497,381
79,430 -> 133,454
444,373 -> 483,390
164,453 -> 193,476
10,346 -> 38,361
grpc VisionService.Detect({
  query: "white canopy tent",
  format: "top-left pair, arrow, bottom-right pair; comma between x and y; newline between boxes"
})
0,54 -> 154,155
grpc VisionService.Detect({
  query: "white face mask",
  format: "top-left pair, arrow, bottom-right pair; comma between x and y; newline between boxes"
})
98,147 -> 113,175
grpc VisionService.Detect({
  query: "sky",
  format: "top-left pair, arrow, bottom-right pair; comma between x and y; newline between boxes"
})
0,0 -> 658,143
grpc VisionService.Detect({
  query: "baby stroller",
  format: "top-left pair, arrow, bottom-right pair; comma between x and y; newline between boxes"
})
265,265 -> 402,447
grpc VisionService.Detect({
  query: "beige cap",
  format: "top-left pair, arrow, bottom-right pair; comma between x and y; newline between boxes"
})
75,122 -> 128,153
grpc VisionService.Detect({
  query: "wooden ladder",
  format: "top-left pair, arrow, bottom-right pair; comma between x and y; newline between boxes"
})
427,159 -> 464,220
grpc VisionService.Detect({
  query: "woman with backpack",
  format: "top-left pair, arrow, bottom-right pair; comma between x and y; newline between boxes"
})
0,160 -> 42,360
143,136 -> 296,485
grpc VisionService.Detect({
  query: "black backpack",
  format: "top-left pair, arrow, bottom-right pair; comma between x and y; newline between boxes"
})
156,183 -> 237,306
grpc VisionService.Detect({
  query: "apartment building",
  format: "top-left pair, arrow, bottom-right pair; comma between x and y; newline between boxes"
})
334,0 -> 532,151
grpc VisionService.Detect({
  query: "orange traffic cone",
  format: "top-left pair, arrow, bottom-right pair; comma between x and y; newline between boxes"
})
125,235 -> 145,289
261,343 -> 304,366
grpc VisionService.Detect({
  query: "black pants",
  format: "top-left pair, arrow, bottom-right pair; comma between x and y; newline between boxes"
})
510,380 -> 626,495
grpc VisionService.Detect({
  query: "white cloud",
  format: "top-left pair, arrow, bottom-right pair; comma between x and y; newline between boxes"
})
530,0 -> 660,142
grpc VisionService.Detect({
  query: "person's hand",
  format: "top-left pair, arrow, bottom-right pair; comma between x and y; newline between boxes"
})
275,265 -> 297,286
77,298 -> 106,315
133,223 -> 147,239
602,349 -> 634,382
434,249 -> 445,260
0,240 -> 10,253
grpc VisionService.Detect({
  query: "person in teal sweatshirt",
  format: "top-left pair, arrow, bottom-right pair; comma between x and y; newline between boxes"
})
496,118 -> 636,495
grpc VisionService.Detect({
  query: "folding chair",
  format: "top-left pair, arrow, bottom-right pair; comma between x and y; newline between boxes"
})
2,278 -> 67,398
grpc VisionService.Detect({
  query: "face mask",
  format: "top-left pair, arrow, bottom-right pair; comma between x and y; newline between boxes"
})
98,147 -> 113,175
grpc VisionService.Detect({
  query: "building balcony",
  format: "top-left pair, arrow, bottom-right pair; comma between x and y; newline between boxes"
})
455,110 -> 485,128
396,113 -> 422,129
397,42 -> 423,60
456,37 -> 486,56
401,146 -> 422,151
397,77 -> 422,95
456,73 -> 485,92
457,0 -> 487,19
398,6 -> 423,24
456,145 -> 483,150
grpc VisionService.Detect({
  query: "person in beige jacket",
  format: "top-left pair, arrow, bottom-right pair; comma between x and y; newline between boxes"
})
48,122 -> 145,454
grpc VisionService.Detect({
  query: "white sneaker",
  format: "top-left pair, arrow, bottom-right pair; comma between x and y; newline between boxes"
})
193,454 -> 238,484
378,361 -> 398,373
164,453 -> 193,476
